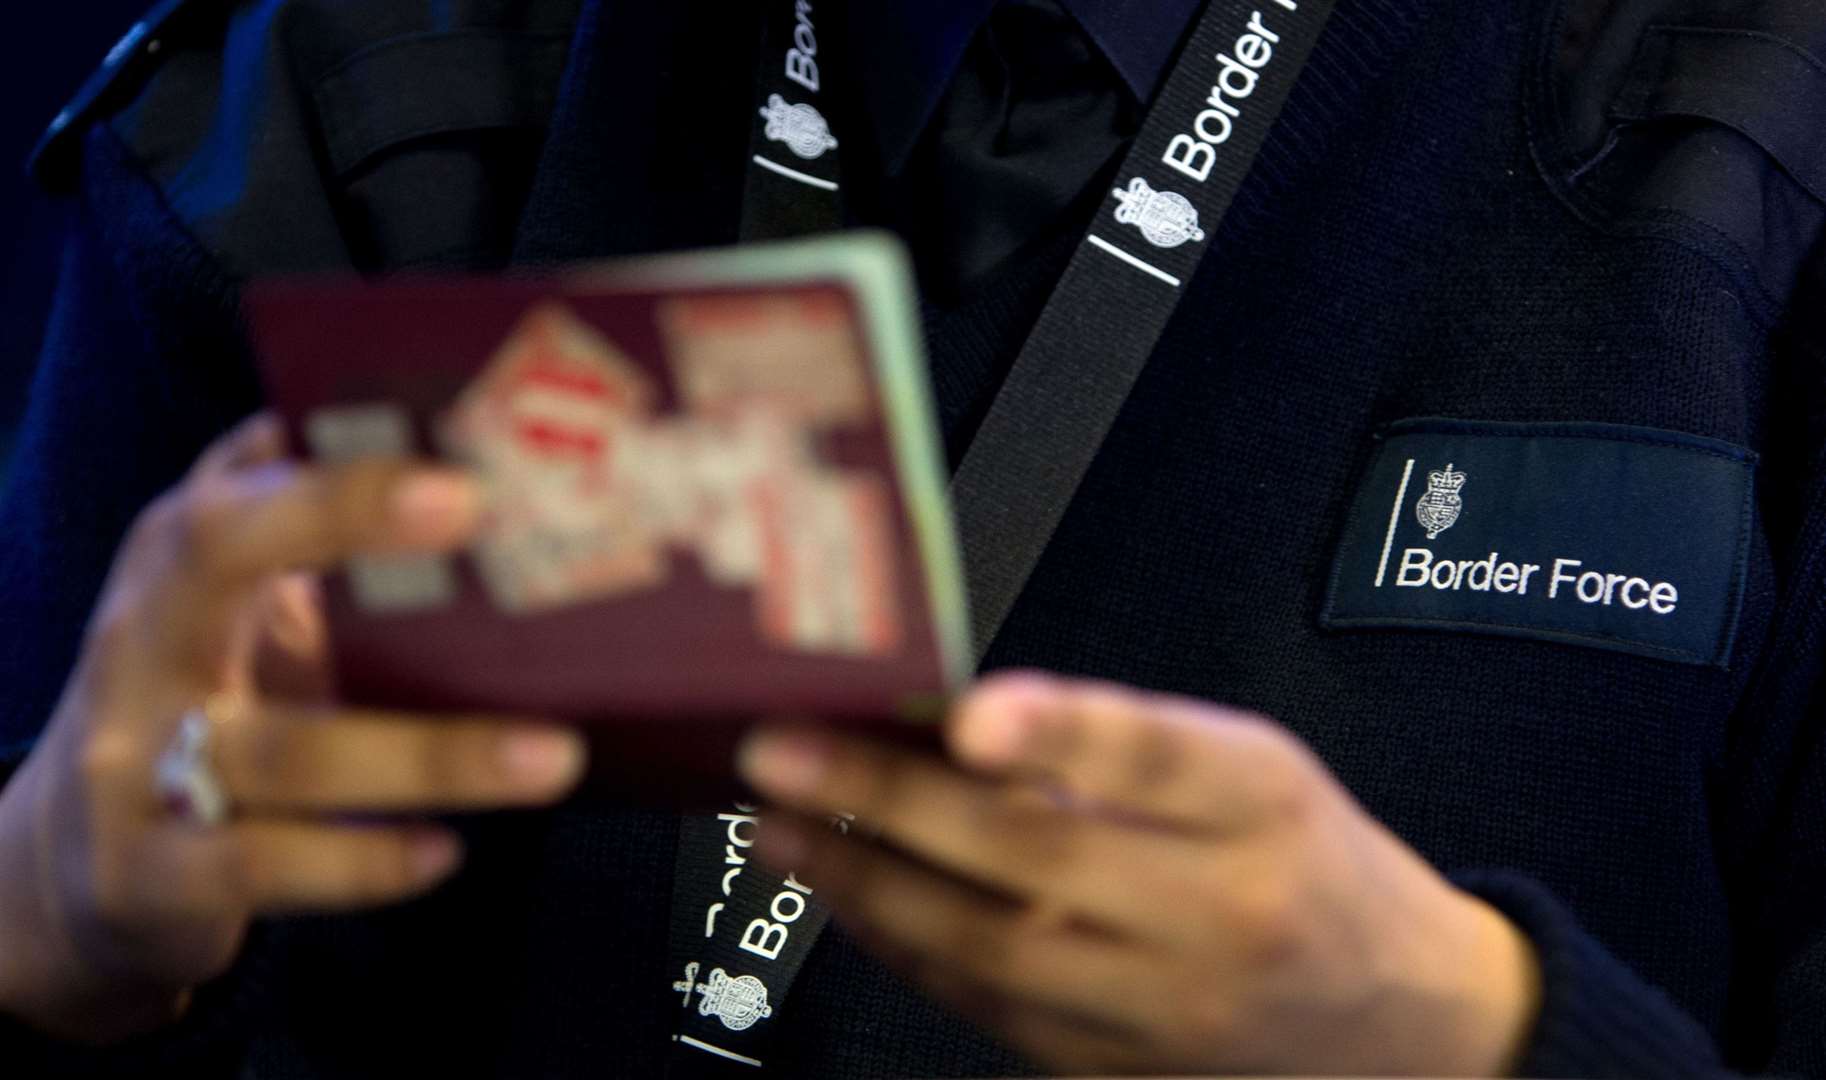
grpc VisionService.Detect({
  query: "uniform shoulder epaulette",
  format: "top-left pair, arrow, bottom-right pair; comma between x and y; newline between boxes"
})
28,0 -> 210,191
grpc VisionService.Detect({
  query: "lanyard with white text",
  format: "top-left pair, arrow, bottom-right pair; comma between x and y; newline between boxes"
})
741,0 -> 845,241
753,0 -> 1338,657
665,804 -> 844,1075
951,0 -> 1338,658
666,0 -> 1337,1072
665,9 -> 849,1074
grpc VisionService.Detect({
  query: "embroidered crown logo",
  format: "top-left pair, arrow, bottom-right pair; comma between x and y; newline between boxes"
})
1415,463 -> 1466,540
690,966 -> 775,1031
759,94 -> 839,160
1112,178 -> 1206,249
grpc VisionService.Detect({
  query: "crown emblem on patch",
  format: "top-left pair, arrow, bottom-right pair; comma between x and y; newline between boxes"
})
759,94 -> 839,160
1111,177 -> 1206,249
1415,463 -> 1466,540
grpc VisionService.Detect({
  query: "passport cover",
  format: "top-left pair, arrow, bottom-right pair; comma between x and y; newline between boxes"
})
246,236 -> 967,773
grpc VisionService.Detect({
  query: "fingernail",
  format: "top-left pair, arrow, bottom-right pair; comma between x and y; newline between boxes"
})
956,708 -> 1026,767
411,831 -> 463,881
502,729 -> 587,790
955,682 -> 1047,767
737,731 -> 829,800
390,472 -> 481,542
755,821 -> 809,869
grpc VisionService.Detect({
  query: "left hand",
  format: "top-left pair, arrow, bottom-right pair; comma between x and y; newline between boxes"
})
736,672 -> 1541,1076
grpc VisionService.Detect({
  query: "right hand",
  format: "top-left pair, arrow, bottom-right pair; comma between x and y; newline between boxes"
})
0,414 -> 588,1043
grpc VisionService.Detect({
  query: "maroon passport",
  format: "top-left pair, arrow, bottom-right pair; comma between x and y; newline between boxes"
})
246,237 -> 968,792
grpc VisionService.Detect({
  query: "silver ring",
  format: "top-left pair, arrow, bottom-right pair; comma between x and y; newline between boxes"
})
154,694 -> 236,826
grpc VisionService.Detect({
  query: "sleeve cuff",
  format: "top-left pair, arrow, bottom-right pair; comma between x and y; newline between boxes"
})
1452,869 -> 1724,1078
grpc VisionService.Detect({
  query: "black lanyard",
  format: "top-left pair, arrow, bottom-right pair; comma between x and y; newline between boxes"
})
665,804 -> 842,1074
740,0 -> 844,241
666,0 -> 1335,1072
665,12 -> 848,1076
952,0 -> 1338,658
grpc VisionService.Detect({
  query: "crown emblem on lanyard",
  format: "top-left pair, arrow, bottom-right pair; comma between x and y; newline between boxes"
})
759,94 -> 839,160
675,964 -> 776,1031
1111,177 -> 1207,249
1415,463 -> 1467,539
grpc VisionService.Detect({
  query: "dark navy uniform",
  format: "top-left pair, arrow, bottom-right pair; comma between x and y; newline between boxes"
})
7,0 -> 1826,1075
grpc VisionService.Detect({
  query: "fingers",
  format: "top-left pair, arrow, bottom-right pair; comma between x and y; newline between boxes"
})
946,672 -> 1326,833
188,413 -> 288,481
172,457 -> 481,590
256,573 -> 326,665
208,706 -> 588,814
978,1003 -> 1153,1077
156,821 -> 467,915
118,415 -> 480,676
251,574 -> 333,701
738,733 -> 1198,937
138,456 -> 480,677
755,813 -> 1168,1035
910,971 -> 1157,1076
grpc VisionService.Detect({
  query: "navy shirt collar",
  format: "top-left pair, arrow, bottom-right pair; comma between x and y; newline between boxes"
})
846,0 -> 1204,174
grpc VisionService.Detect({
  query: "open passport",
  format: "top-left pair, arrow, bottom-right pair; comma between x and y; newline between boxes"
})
248,235 -> 968,761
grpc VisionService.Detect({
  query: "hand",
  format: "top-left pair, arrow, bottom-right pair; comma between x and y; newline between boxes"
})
0,415 -> 588,1043
737,672 -> 1541,1076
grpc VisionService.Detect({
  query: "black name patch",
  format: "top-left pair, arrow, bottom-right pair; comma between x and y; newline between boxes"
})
1321,419 -> 1755,667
